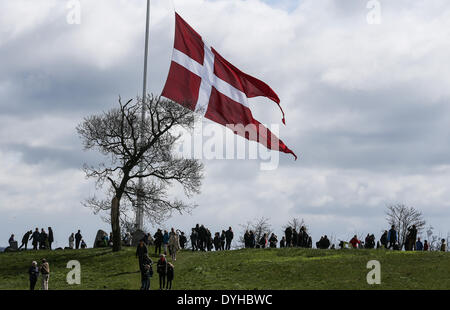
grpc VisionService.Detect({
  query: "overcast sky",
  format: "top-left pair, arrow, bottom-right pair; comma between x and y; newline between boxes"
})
1,0 -> 450,248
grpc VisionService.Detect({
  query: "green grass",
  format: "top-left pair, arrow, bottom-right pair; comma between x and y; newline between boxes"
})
0,246 -> 449,290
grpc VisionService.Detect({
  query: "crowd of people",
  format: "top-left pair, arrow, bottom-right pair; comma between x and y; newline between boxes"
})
7,228 -> 87,251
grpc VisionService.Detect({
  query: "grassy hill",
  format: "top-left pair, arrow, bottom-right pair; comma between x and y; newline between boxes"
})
0,246 -> 449,290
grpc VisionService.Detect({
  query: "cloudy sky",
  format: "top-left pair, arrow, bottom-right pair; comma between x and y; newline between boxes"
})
1,0 -> 450,248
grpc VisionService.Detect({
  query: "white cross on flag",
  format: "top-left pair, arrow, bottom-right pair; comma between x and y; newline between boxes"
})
162,13 -> 297,160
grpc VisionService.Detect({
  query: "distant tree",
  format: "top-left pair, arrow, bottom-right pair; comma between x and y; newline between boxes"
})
386,204 -> 426,247
239,217 -> 272,247
283,217 -> 308,232
77,95 -> 204,252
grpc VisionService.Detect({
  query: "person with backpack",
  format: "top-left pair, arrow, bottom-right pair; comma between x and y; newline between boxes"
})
40,258 -> 50,290
157,254 -> 168,290
28,261 -> 39,290
166,262 -> 174,290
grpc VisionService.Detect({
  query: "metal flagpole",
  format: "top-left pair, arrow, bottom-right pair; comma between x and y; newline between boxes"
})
136,0 -> 151,231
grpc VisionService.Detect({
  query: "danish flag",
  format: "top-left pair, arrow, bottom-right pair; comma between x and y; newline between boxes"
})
162,13 -> 297,160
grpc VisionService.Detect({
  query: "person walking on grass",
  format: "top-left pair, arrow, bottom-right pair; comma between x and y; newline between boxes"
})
140,254 -> 153,290
225,227 -> 234,250
19,230 -> 32,250
169,228 -> 181,261
31,228 -> 40,250
154,229 -> 163,255
28,261 -> 39,290
157,254 -> 168,290
162,230 -> 169,255
40,259 -> 50,290
166,262 -> 174,290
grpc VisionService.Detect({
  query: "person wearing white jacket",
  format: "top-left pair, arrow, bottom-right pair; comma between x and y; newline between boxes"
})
168,228 -> 181,261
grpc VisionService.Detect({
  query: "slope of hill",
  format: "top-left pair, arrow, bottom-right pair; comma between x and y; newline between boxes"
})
0,246 -> 449,290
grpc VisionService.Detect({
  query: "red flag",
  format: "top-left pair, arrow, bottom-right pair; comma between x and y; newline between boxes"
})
162,13 -> 297,160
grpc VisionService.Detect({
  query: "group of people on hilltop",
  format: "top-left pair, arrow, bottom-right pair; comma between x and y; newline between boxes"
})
8,228 -> 88,251
190,225 -> 234,252
283,226 -> 313,248
9,227 -> 54,251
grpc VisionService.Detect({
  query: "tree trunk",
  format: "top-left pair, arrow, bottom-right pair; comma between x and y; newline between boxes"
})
111,196 -> 121,252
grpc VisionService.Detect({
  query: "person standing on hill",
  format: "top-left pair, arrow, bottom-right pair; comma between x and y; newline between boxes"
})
48,227 -> 54,250
349,235 -> 361,249
28,261 -> 39,290
249,231 -> 256,248
213,232 -> 221,251
269,233 -> 278,248
380,230 -> 388,248
166,262 -> 174,290
424,240 -> 429,251
280,236 -> 286,248
75,230 -> 82,249
441,239 -> 446,252
292,229 -> 298,247
387,225 -> 398,249
8,234 -> 15,248
157,254 -> 168,290
154,229 -> 163,255
220,230 -> 226,250
140,254 -> 153,290
169,228 -> 181,261
190,228 -> 198,251
39,228 -> 48,250
19,230 -> 32,250
162,230 -> 170,255
69,233 -> 75,249
285,226 -> 292,247
225,227 -> 234,250
40,258 -> 50,290
31,228 -> 40,250
407,225 -> 418,251
415,238 -> 423,251
179,231 -> 187,249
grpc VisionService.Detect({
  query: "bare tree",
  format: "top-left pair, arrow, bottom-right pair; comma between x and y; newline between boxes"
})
77,95 -> 204,251
283,217 -> 308,232
386,204 -> 426,247
239,217 -> 272,247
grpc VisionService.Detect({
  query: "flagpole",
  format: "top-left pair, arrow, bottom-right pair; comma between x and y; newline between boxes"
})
136,0 -> 150,231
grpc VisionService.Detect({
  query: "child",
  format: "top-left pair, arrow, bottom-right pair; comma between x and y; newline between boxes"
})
166,262 -> 174,290
141,254 -> 153,290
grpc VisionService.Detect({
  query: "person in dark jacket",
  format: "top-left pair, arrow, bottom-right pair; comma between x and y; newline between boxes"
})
39,228 -> 48,250
31,228 -> 40,250
406,225 -> 418,251
179,231 -> 187,249
292,229 -> 298,247
225,227 -> 234,250
166,262 -> 174,290
285,227 -> 292,247
380,230 -> 388,248
280,236 -> 286,248
136,239 -> 148,274
48,227 -> 54,250
269,233 -> 278,248
415,238 -> 423,251
19,230 -> 32,250
140,254 -> 153,290
157,254 -> 168,290
190,228 -> 198,251
28,261 -> 39,290
75,230 -> 82,249
424,240 -> 429,251
154,229 -> 163,255
213,232 -> 221,251
249,231 -> 256,248
387,225 -> 397,249
220,230 -> 226,250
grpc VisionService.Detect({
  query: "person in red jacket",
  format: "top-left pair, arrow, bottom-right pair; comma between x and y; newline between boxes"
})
349,235 -> 361,248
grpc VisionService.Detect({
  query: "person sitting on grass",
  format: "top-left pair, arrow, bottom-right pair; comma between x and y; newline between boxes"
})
157,254 -> 168,290
28,261 -> 39,290
166,262 -> 174,290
